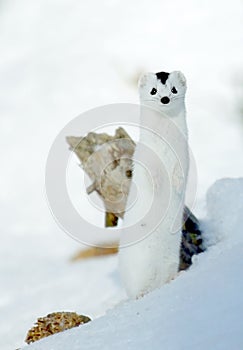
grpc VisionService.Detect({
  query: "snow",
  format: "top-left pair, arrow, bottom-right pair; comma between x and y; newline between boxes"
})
24,179 -> 243,350
0,0 -> 243,349
204,178 -> 243,246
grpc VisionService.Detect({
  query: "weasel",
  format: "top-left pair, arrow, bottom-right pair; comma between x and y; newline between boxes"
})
119,70 -> 188,298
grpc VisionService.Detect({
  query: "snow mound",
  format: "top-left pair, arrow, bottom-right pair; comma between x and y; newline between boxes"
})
204,177 -> 243,246
23,178 -> 243,350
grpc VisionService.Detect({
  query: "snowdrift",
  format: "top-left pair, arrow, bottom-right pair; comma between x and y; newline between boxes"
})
24,178 -> 243,350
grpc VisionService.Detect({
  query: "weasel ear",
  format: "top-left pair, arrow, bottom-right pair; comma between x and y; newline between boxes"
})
138,72 -> 154,89
173,71 -> 187,87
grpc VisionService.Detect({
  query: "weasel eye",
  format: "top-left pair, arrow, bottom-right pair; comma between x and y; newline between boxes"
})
150,88 -> 157,95
171,87 -> 177,94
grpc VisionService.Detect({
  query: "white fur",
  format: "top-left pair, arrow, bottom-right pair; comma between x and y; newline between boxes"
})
119,71 -> 189,298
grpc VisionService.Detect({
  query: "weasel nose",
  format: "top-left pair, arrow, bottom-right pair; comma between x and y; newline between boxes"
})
161,96 -> 170,104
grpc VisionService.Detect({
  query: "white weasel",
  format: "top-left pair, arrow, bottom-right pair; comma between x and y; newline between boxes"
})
119,70 -> 188,298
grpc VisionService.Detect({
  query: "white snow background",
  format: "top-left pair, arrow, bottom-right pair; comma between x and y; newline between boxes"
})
0,0 -> 243,349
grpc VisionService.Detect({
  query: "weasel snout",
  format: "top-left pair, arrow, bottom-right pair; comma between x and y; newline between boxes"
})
161,96 -> 170,104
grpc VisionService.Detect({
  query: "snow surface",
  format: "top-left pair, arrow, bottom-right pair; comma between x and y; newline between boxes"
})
24,179 -> 243,350
0,0 -> 243,349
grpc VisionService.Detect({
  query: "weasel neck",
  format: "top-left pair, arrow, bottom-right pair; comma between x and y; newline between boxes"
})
139,100 -> 188,140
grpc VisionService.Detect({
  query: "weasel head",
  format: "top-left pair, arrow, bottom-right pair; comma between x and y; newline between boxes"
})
138,70 -> 187,116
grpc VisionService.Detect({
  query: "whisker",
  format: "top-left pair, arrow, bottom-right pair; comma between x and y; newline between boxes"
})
172,96 -> 184,100
141,99 -> 157,103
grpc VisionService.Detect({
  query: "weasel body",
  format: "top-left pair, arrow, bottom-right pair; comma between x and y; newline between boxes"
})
119,70 -> 188,298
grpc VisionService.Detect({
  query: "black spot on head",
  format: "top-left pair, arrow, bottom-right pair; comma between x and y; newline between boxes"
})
156,71 -> 170,85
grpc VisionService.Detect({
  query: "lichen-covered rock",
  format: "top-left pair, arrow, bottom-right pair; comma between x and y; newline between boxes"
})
66,127 -> 135,220
25,312 -> 91,344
